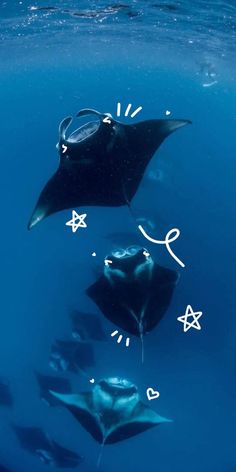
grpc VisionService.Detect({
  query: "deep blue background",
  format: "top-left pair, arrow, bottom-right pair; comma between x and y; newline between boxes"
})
0,2 -> 236,471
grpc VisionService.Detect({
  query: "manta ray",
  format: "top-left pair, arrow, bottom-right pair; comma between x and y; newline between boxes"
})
70,310 -> 107,342
35,371 -> 72,407
49,339 -> 95,373
87,245 -> 179,362
13,425 -> 83,468
28,108 -> 191,229
50,376 -> 171,466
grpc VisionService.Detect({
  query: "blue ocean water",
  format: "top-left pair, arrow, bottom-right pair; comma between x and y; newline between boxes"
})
0,1 -> 236,471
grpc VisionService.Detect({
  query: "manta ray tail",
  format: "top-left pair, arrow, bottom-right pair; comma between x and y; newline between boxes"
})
96,439 -> 105,469
140,333 -> 144,365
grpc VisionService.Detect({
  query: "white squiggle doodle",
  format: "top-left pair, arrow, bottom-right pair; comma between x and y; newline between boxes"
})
138,225 -> 185,268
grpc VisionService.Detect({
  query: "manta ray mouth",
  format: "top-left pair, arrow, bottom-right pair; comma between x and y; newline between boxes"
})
111,245 -> 146,260
113,245 -> 141,256
99,378 -> 137,396
108,246 -> 150,273
67,121 -> 100,143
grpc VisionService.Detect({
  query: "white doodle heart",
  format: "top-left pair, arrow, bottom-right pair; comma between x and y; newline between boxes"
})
146,387 -> 160,401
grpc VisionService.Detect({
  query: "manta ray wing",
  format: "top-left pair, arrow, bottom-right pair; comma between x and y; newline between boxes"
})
50,391 -> 104,444
120,119 -> 191,201
35,371 -> 72,406
105,402 -> 171,444
13,426 -> 51,453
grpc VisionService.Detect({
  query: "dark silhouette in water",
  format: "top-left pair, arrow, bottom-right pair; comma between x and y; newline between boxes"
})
31,4 -> 138,19
0,465 -> 13,472
87,246 -> 178,362
49,340 -> 94,374
70,310 -> 107,342
35,372 -> 72,407
0,379 -> 13,407
13,426 -> 83,468
28,108 -> 190,229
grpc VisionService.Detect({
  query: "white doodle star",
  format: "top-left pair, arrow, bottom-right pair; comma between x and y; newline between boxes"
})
177,305 -> 203,333
66,211 -> 87,233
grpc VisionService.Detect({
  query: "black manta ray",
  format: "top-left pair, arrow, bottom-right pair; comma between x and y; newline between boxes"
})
49,339 -> 94,374
13,426 -> 83,468
87,246 -> 178,362
70,310 -> 107,342
35,371 -> 72,406
50,376 -> 171,462
28,108 -> 191,229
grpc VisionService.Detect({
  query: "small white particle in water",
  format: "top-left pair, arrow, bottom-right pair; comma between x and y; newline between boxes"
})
165,110 -> 171,116
188,40 -> 194,44
92,252 -> 96,257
